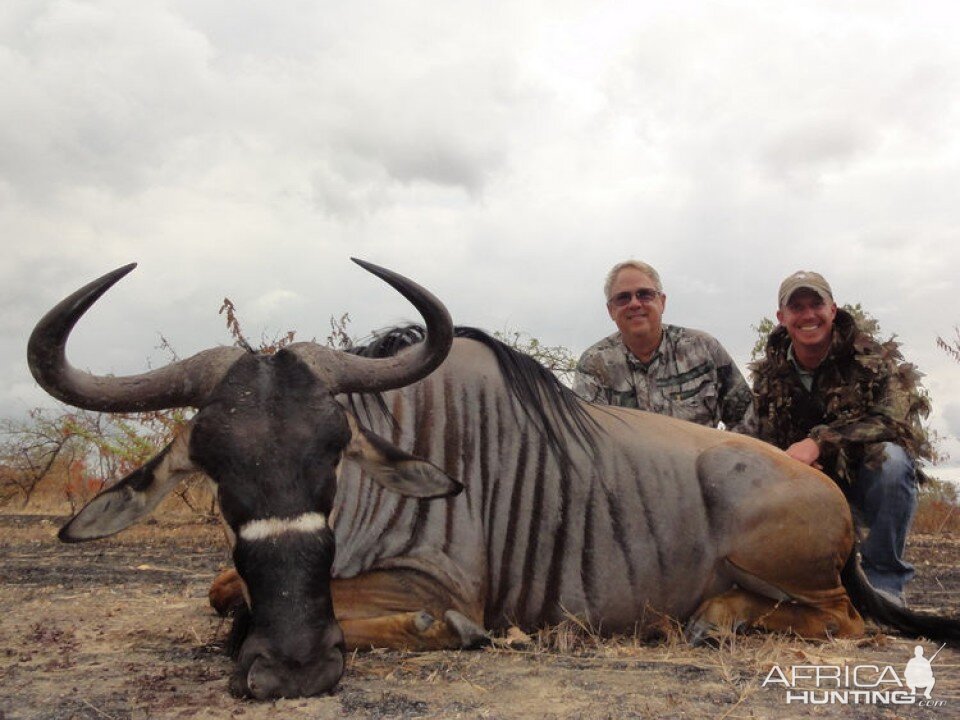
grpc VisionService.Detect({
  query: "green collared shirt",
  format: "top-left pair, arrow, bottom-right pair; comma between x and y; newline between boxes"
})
787,344 -> 816,392
573,324 -> 757,434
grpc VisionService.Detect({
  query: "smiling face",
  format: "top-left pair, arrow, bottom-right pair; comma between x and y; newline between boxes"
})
606,267 -> 666,350
776,288 -> 838,367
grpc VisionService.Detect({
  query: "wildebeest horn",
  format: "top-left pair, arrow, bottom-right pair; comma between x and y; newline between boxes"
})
287,258 -> 454,394
27,263 -> 245,411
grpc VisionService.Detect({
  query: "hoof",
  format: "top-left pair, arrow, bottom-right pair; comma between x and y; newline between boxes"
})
684,618 -> 718,647
413,610 -> 436,633
444,610 -> 490,648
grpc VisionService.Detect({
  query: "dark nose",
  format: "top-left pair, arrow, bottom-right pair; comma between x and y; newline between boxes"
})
245,646 -> 344,699
230,626 -> 346,699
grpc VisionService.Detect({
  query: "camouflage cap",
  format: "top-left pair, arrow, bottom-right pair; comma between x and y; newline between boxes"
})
778,270 -> 833,307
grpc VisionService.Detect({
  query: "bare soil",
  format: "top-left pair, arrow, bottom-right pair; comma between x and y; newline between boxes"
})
1,514 -> 958,719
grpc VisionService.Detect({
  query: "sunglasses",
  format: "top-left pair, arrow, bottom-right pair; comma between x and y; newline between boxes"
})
608,288 -> 661,308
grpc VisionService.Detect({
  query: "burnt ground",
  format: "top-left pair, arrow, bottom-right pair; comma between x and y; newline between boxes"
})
0,514 -> 958,719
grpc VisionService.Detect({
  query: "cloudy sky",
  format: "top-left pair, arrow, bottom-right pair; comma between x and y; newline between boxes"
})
2,1 -> 959,478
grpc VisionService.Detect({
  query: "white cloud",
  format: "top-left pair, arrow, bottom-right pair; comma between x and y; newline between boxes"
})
2,0 -> 960,471
942,402 -> 960,439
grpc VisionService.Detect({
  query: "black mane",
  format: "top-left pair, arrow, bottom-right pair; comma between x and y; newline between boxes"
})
347,325 -> 600,471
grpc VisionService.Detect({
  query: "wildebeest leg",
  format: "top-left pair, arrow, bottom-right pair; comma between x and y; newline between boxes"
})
686,586 -> 864,644
333,570 -> 488,651
339,610 -> 486,650
210,567 -> 487,650
695,443 -> 866,642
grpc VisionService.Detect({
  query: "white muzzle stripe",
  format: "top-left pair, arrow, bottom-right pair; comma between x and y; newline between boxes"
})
238,512 -> 329,542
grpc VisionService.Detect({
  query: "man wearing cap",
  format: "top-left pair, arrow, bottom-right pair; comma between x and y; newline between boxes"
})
752,271 -> 931,604
573,260 -> 756,434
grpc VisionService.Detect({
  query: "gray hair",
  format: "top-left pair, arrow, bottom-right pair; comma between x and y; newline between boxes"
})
603,260 -> 663,300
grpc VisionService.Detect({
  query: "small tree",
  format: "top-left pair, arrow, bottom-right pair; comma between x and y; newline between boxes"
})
749,317 -> 776,364
2,298 -> 321,513
0,405 -> 192,510
494,329 -> 578,387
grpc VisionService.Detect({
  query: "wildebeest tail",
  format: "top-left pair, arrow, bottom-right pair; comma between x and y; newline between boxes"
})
842,546 -> 960,642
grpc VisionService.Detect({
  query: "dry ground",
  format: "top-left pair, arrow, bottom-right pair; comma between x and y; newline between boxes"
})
1,514 -> 958,720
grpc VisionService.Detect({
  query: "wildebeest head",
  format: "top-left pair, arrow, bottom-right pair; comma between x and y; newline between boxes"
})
27,260 -> 461,699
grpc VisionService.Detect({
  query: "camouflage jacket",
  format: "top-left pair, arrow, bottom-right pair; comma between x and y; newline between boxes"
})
573,324 -> 757,434
751,309 -> 931,485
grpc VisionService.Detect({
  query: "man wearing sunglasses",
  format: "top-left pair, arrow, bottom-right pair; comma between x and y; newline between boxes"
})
573,260 -> 756,435
751,270 -> 930,605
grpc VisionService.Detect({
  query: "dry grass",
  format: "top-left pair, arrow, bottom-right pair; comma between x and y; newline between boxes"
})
914,476 -> 960,534
2,508 -> 955,718
2,464 -> 217,519
489,607 -> 892,692
322,623 -> 929,720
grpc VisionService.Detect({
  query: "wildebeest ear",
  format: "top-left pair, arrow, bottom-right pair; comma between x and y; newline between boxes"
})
344,414 -> 462,498
59,427 -> 198,542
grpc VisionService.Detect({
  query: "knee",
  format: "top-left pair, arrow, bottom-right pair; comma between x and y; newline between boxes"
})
871,444 -> 917,502
879,443 -> 915,482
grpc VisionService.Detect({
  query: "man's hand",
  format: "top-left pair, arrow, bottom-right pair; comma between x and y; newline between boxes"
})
785,437 -> 821,467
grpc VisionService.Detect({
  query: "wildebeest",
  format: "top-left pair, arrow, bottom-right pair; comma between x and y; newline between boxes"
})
29,261 -> 960,700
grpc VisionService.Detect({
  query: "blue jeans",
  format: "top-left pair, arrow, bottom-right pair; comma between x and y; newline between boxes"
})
845,443 -> 918,598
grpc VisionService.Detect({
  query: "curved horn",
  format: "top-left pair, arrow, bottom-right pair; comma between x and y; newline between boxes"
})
27,264 -> 244,412
288,259 -> 453,394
